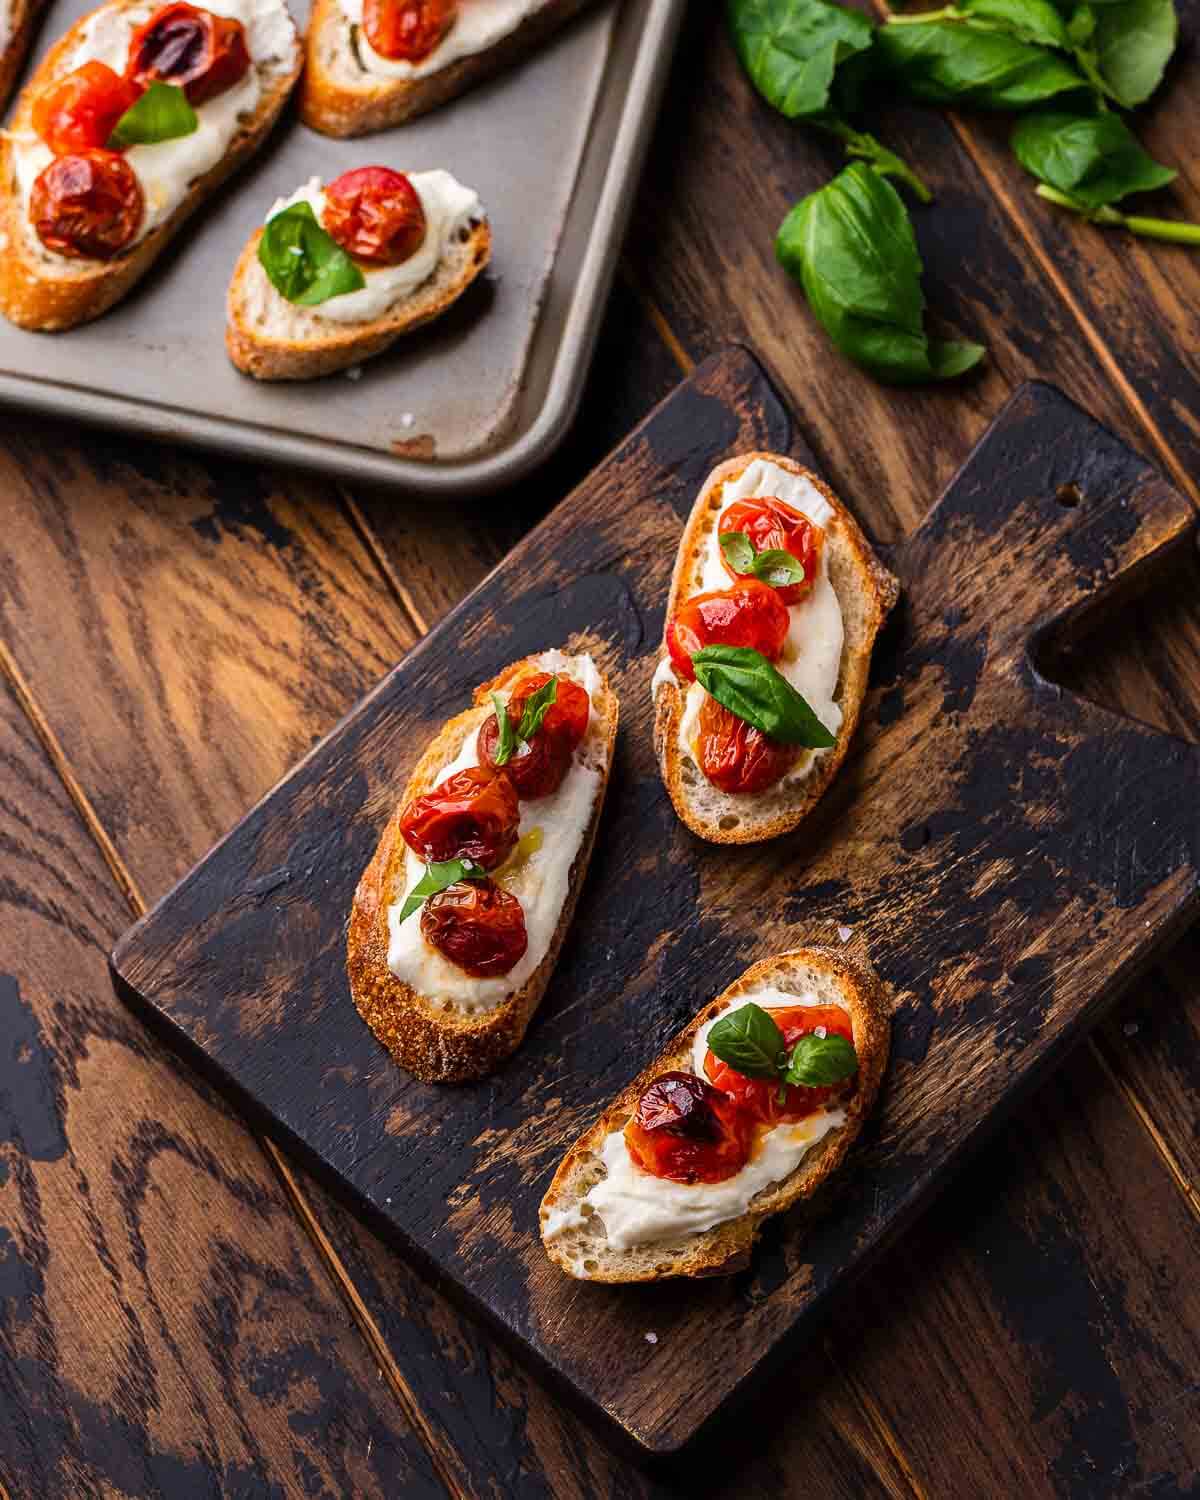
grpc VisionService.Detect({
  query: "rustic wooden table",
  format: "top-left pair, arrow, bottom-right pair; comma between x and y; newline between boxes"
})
1,7 -> 1198,1496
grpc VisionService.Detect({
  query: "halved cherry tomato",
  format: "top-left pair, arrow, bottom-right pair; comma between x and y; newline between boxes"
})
30,150 -> 143,259
507,673 -> 590,754
399,765 -> 519,871
420,878 -> 527,978
665,578 -> 789,684
624,1072 -> 753,1184
476,710 -> 572,801
705,1004 -> 855,1126
695,696 -> 797,795
32,62 -> 142,154
361,0 -> 457,61
321,166 -> 426,267
718,495 -> 825,607
126,2 -> 251,105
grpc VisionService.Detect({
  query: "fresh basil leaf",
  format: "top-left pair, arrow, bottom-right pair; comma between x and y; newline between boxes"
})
397,858 -> 486,924
784,1032 -> 859,1086
258,202 -> 366,307
753,549 -> 807,587
108,82 -> 198,148
490,693 -> 517,766
727,0 -> 875,119
515,676 -> 558,742
776,163 -> 985,384
961,0 -> 1071,48
1012,110 -> 1175,208
1090,0 -> 1176,107
706,1003 -> 787,1080
719,531 -> 757,574
1066,3 -> 1096,45
692,644 -> 837,748
874,21 -> 1087,107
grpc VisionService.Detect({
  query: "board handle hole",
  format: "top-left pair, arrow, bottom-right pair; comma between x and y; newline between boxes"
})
1056,482 -> 1083,509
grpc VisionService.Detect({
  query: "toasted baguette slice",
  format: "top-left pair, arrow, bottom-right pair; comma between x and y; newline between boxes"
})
0,0 -> 50,113
347,652 -> 618,1084
300,0 -> 595,137
226,216 -> 491,381
654,452 -> 899,845
540,948 -> 890,1282
0,0 -> 301,332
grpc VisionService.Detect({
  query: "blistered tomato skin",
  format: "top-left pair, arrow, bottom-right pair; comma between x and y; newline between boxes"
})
420,878 -> 528,978
508,673 -> 590,753
126,2 -> 251,105
362,0 -> 457,61
398,766 -> 519,871
666,578 -> 790,683
322,167 -> 427,266
718,496 -> 825,607
30,150 -> 144,259
696,695 -> 798,795
705,1004 -> 856,1125
476,712 -> 572,801
32,63 -> 142,154
624,1072 -> 753,1184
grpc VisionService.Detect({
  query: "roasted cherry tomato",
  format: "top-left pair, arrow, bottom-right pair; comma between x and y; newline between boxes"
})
624,1072 -> 752,1184
695,695 -> 797,795
476,710 -> 572,801
705,1004 -> 855,1125
398,765 -> 519,871
420,877 -> 527,978
32,62 -> 142,154
361,0 -> 457,61
718,495 -> 825,607
507,672 -> 590,754
665,578 -> 790,684
126,2 -> 251,105
321,166 -> 426,266
30,150 -> 143,259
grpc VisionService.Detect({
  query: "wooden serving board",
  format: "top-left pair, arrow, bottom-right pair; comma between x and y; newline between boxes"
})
111,349 -> 1200,1458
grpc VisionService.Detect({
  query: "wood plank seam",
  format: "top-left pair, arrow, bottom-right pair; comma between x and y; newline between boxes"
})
0,636 -> 466,1500
618,259 -> 695,376
340,485 -> 434,639
822,1339 -> 931,1500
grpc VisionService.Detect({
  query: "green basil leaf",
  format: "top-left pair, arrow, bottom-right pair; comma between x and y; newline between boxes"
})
752,548 -> 807,587
727,0 -> 875,119
706,1003 -> 788,1080
692,644 -> 837,748
490,693 -> 517,767
776,163 -> 985,384
397,858 -> 486,924
1066,3 -> 1096,45
784,1032 -> 859,1086
258,202 -> 366,307
515,675 -> 558,742
874,21 -> 1087,107
719,531 -> 757,574
108,82 -> 198,148
960,0 -> 1070,49
1012,110 -> 1175,208
1090,0 -> 1176,107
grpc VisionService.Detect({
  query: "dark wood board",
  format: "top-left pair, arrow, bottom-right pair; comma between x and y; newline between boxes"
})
110,347 -> 1200,1457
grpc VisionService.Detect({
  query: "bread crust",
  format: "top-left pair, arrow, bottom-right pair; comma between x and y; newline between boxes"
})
0,0 -> 301,332
539,948 -> 891,1282
225,217 -> 491,381
654,452 -> 899,845
0,0 -> 50,113
299,0 -> 595,137
347,654 -> 618,1084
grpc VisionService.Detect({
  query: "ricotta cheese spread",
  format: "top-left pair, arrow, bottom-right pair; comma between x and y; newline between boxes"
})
339,0 -> 542,80
545,988 -> 847,1251
13,0 -> 298,259
386,651 -> 603,1015
265,169 -> 483,324
655,457 -> 845,790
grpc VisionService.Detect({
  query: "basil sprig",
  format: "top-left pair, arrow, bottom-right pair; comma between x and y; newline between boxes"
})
108,82 -> 198,149
694,644 -> 836,747
719,531 -> 806,589
398,857 -> 486,924
707,1002 -> 858,1099
489,676 -> 558,768
259,202 -> 366,307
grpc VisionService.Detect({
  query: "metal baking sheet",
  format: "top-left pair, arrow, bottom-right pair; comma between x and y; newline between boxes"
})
0,0 -> 683,492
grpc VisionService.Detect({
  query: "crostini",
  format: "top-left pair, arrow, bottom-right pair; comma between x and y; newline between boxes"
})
226,164 -> 489,380
0,0 -> 301,332
0,0 -> 50,113
540,948 -> 890,1282
300,0 -> 595,138
652,452 -> 899,845
348,650 -> 618,1083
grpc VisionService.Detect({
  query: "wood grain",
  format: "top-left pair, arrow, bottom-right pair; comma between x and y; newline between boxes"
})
111,353 -> 1200,1454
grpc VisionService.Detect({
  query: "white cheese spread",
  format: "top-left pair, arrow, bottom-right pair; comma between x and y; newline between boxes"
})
338,0 -> 542,80
385,651 -> 603,1015
265,169 -> 482,324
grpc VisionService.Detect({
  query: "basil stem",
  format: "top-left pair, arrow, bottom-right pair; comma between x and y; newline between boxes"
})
1036,184 -> 1200,244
